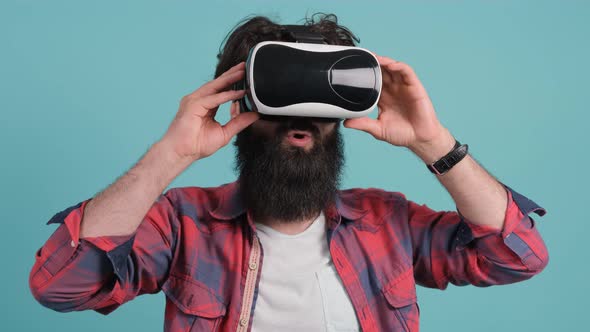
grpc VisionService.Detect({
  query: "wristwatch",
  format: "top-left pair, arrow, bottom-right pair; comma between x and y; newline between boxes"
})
426,140 -> 469,175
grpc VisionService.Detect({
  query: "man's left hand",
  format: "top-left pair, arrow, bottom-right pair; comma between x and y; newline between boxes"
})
343,54 -> 455,163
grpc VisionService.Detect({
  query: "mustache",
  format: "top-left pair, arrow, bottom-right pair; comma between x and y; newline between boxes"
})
275,117 -> 321,139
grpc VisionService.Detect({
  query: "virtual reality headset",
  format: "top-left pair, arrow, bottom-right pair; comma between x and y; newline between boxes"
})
233,25 -> 382,121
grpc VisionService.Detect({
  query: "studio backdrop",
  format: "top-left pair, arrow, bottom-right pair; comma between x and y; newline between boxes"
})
1,0 -> 586,331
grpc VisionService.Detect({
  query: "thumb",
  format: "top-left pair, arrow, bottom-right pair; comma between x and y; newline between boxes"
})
343,117 -> 382,138
221,112 -> 259,144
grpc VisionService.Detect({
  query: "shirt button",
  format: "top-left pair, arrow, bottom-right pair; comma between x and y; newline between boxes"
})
239,318 -> 248,326
70,240 -> 76,247
249,262 -> 257,270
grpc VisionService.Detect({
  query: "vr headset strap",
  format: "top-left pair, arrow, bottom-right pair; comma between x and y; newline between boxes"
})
281,25 -> 327,44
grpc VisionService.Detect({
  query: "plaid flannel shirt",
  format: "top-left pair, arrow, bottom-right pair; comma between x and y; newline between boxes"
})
29,181 -> 548,331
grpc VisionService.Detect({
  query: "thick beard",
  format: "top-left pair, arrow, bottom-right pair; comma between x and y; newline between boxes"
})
234,121 -> 344,224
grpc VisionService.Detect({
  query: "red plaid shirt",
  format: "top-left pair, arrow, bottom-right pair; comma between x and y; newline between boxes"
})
29,181 -> 548,331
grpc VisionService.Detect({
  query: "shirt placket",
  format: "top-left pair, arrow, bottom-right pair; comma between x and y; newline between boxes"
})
327,214 -> 377,332
236,230 -> 262,332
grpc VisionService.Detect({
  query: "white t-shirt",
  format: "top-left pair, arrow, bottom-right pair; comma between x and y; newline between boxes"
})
251,211 -> 361,332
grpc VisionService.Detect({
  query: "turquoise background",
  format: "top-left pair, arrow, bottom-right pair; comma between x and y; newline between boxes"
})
1,0 -> 587,331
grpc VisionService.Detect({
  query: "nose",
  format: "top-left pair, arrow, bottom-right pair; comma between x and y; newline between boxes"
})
286,117 -> 319,133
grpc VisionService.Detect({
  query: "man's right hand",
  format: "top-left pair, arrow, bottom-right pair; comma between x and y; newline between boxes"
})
77,62 -> 258,239
160,61 -> 259,162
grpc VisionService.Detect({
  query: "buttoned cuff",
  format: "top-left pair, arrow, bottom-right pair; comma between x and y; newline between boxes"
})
44,199 -> 136,283
452,184 -> 547,271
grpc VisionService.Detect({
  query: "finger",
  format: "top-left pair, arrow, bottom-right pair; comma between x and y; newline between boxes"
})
221,112 -> 260,144
375,55 -> 398,66
222,61 -> 246,76
208,99 -> 238,120
370,51 -> 383,60
380,64 -> 394,85
200,89 -> 246,110
193,69 -> 245,98
189,62 -> 244,96
343,117 -> 382,138
230,101 -> 239,119
383,61 -> 419,85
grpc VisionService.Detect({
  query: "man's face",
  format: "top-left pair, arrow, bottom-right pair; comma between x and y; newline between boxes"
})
234,115 -> 344,224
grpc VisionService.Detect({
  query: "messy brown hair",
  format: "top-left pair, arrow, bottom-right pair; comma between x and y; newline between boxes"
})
214,12 -> 360,80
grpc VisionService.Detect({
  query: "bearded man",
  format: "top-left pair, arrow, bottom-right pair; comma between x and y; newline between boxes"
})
30,13 -> 549,332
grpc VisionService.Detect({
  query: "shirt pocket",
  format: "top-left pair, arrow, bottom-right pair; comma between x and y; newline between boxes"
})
380,268 -> 418,332
162,273 -> 227,332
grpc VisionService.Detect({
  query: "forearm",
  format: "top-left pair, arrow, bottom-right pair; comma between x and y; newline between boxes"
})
409,127 -> 507,230
80,139 -> 193,238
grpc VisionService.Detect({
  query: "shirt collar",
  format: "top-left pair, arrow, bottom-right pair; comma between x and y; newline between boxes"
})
209,181 -> 367,223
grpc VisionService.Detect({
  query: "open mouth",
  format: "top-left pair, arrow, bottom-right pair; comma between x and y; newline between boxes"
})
286,130 -> 313,147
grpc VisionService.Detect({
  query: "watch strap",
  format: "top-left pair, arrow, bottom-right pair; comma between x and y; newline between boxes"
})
426,140 -> 469,175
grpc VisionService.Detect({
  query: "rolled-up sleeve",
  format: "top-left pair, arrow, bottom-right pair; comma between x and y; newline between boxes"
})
409,184 -> 548,289
29,191 -> 179,315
